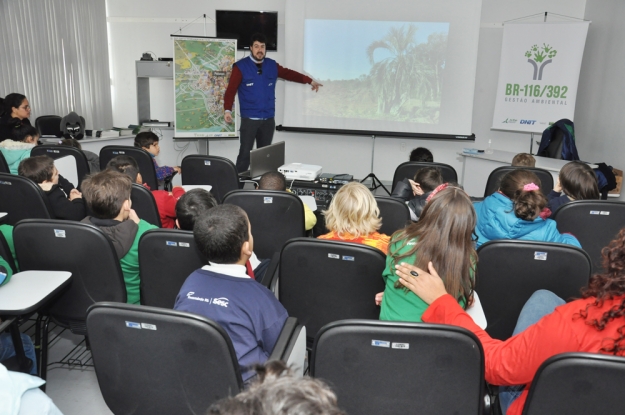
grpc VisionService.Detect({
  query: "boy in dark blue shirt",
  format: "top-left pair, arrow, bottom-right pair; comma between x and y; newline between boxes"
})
174,204 -> 288,382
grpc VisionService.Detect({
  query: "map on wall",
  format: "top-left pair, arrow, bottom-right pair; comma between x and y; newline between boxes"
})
173,36 -> 237,137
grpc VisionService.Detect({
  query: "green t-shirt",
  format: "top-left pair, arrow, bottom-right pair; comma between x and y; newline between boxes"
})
379,237 -> 469,322
120,219 -> 158,305
0,224 -> 17,271
0,255 -> 12,286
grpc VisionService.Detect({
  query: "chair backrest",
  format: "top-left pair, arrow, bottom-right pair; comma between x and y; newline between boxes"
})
0,173 -> 52,226
375,196 -> 411,235
279,239 -> 386,341
131,183 -> 161,227
31,144 -> 91,188
14,220 -> 126,334
552,200 -> 625,274
311,320 -> 484,415
0,151 -> 9,174
35,115 -> 62,137
99,146 -> 158,190
0,231 -> 16,274
392,161 -> 458,191
181,155 -> 238,203
223,190 -> 306,259
139,229 -> 206,308
483,166 -> 554,197
523,353 -> 625,415
86,302 -> 243,415
476,240 -> 591,340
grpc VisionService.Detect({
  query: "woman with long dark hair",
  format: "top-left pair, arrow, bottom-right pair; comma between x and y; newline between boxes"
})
394,227 -> 625,415
0,93 -> 32,141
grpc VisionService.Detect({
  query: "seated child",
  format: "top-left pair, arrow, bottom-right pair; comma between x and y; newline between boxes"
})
473,169 -> 581,248
60,138 -> 100,173
174,204 -> 288,382
511,153 -> 536,167
134,131 -> 180,181
547,161 -> 600,216
18,155 -> 86,221
409,147 -> 433,162
257,171 -> 317,231
106,155 -> 185,228
80,170 -> 158,304
318,182 -> 390,254
0,121 -> 38,174
405,168 -> 444,221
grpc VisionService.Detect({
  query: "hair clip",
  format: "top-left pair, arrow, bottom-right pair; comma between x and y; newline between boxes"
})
523,183 -> 540,192
426,183 -> 449,202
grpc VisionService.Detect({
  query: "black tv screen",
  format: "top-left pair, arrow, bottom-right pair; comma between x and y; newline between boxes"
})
216,10 -> 278,52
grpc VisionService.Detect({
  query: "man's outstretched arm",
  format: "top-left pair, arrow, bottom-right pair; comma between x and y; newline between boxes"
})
277,64 -> 323,92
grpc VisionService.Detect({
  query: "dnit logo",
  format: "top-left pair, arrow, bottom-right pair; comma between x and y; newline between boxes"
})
525,43 -> 557,80
520,120 -> 537,125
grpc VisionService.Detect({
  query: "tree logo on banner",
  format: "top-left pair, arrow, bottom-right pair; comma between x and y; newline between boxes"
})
524,44 -> 558,80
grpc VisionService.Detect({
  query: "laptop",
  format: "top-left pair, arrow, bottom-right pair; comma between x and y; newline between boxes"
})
239,141 -> 286,179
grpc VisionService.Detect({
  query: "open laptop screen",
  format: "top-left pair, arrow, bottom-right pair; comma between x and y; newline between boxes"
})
242,141 -> 286,179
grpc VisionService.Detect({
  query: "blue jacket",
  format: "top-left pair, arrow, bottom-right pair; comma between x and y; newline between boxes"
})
474,193 -> 581,248
235,56 -> 278,119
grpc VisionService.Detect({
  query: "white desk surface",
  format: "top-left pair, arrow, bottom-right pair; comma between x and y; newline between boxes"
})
0,271 -> 72,315
459,149 -> 597,172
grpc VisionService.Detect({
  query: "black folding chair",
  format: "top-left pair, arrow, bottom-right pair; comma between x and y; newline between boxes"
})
278,238 -> 386,344
31,144 -> 91,188
131,183 -> 161,227
375,196 -> 411,235
99,146 -> 159,190
552,200 -> 625,274
223,190 -> 306,259
86,302 -> 306,414
523,353 -> 625,415
483,166 -> 554,197
392,161 -> 458,191
35,115 -> 62,137
0,173 -> 52,226
311,320 -> 484,415
476,240 -> 591,340
0,151 -> 10,173
181,155 -> 239,203
14,219 -> 126,381
139,229 -> 206,308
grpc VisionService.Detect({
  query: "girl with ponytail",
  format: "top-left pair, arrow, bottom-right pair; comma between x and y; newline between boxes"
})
473,169 -> 580,248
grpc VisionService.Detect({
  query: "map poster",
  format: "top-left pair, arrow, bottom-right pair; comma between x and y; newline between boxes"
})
173,35 -> 237,137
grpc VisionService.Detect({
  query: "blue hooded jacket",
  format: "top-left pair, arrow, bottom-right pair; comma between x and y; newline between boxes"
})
474,193 -> 581,248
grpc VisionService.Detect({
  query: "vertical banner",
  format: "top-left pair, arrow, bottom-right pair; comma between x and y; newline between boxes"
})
172,35 -> 237,137
491,22 -> 589,133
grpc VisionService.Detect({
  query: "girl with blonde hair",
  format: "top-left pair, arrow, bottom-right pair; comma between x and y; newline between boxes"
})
318,182 -> 390,253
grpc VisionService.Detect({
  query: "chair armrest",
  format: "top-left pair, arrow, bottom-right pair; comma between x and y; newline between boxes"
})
261,252 -> 280,289
0,317 -> 16,333
269,317 -> 307,376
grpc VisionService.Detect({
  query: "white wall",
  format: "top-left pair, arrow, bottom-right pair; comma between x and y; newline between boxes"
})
575,0 -> 625,201
106,0 -> 587,182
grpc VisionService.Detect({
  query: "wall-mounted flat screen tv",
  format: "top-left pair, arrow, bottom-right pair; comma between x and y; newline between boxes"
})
216,10 -> 278,51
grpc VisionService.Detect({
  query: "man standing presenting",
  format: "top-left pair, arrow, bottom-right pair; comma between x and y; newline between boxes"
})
224,33 -> 322,173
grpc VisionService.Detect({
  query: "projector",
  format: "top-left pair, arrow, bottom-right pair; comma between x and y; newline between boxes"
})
278,163 -> 322,181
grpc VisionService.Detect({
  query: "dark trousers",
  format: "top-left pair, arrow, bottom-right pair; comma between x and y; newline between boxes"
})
236,117 -> 276,173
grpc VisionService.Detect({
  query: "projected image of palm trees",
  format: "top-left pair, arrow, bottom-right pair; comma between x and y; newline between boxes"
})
304,21 -> 449,124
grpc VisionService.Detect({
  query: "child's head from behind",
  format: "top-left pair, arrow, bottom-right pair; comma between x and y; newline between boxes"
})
134,131 -> 160,156
413,167 -> 444,193
18,155 -> 57,184
499,169 -> 547,221
106,155 -> 141,184
394,186 -> 476,305
81,170 -> 132,220
323,182 -> 381,238
60,138 -> 82,150
409,147 -> 433,162
258,171 -> 287,191
175,189 -> 218,230
194,204 -> 252,264
511,153 -> 536,167
10,121 -> 38,144
559,161 -> 600,200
